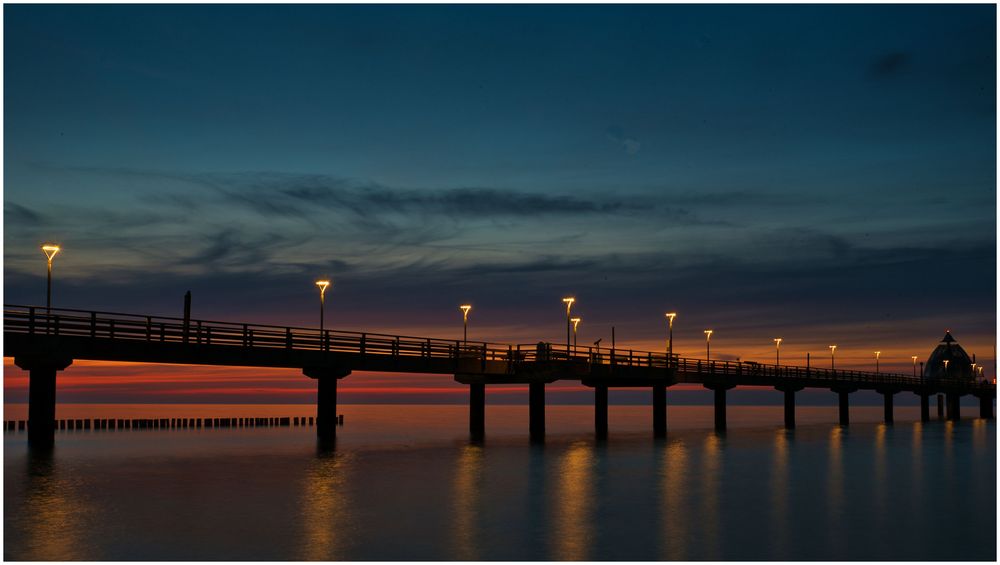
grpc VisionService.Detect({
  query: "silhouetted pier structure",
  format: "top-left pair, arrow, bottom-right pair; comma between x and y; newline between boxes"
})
5,304 -> 994,447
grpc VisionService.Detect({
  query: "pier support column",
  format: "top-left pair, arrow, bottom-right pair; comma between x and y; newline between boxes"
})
304,366 -> 352,441
776,384 -> 802,429
595,385 -> 608,439
704,384 -> 733,432
469,383 -> 485,440
880,390 -> 895,424
15,355 -> 73,448
784,389 -> 795,429
937,394 -> 945,419
946,393 -> 960,421
919,393 -> 930,422
979,394 -> 993,419
529,382 -> 545,442
832,389 -> 854,426
652,384 -> 667,438
714,388 -> 726,431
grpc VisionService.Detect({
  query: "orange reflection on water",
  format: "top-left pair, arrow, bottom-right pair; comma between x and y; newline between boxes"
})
298,451 -> 353,560
659,439 -> 689,560
551,441 -> 594,561
770,429 -> 790,556
700,433 -> 722,560
451,444 -> 484,560
21,452 -> 91,560
826,425 -> 844,546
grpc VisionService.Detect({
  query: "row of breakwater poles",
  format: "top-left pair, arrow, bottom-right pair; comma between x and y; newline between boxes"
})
4,414 -> 344,432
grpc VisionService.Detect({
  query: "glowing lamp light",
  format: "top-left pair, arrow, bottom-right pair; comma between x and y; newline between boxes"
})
460,304 -> 472,317
315,279 -> 331,296
41,244 -> 61,261
571,317 -> 581,331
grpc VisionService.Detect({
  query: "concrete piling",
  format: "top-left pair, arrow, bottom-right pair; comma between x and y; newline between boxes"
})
594,385 -> 609,439
652,384 -> 667,438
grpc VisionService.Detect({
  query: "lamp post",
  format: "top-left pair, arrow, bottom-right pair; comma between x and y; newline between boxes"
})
874,351 -> 881,374
41,244 -> 61,310
571,317 -> 581,350
912,356 -> 918,378
460,305 -> 472,344
774,338 -> 782,365
665,313 -> 677,367
829,345 -> 837,370
315,279 -> 331,332
562,297 -> 575,355
704,329 -> 713,360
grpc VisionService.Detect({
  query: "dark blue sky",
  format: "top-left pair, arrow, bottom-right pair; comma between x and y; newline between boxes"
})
4,4 -> 996,370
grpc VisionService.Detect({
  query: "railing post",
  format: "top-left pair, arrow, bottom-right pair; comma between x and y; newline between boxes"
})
286,328 -> 293,350
324,330 -> 329,352
249,329 -> 254,348
360,333 -> 366,356
91,312 -> 97,338
197,321 -> 202,345
206,326 -> 212,345
160,323 -> 165,342
28,307 -> 35,335
242,324 -> 248,348
108,318 -> 113,339
145,316 -> 151,340
427,338 -> 432,358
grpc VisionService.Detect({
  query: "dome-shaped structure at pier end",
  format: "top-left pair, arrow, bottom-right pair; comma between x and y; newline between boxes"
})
923,331 -> 975,381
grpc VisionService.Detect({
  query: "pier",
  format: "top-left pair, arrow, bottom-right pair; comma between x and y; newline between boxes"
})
4,304 -> 995,447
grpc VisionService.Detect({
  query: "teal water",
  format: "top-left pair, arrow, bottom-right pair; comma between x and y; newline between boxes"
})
3,405 -> 996,560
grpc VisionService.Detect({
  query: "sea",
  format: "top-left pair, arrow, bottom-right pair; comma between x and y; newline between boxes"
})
3,404 -> 996,561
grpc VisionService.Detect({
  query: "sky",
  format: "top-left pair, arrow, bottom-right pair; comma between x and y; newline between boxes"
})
3,4 -> 996,404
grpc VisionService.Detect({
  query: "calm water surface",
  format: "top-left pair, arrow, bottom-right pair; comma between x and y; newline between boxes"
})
4,405 -> 996,560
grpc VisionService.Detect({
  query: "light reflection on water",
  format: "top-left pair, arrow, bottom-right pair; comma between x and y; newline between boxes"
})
551,441 -> 594,560
4,405 -> 996,561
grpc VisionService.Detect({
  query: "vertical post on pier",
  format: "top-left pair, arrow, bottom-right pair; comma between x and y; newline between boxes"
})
837,391 -> 850,426
317,377 -> 337,439
182,290 -> 192,344
304,366 -> 351,441
652,383 -> 667,438
16,356 -> 73,448
946,393 -> 960,421
881,391 -> 894,424
529,382 -> 545,442
783,389 -> 796,429
979,394 -> 993,419
937,394 -> 945,419
709,386 -> 727,432
469,382 -> 485,440
595,385 -> 608,439
919,393 -> 930,422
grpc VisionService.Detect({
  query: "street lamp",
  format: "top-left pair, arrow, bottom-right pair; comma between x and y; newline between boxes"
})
460,304 -> 472,344
562,297 -> 575,355
911,356 -> 918,378
829,345 -> 837,370
774,338 -> 782,365
704,329 -> 713,360
315,279 -> 331,332
41,244 -> 61,310
571,317 -> 581,349
665,313 -> 677,366
874,351 -> 881,374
